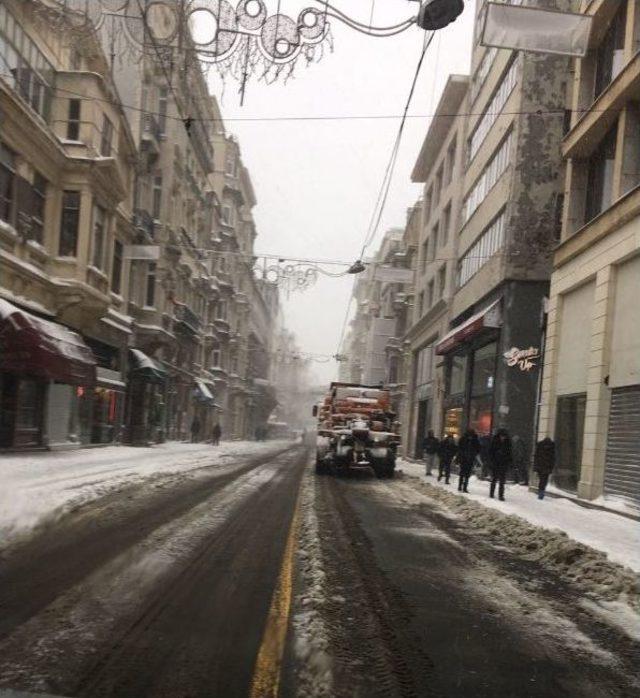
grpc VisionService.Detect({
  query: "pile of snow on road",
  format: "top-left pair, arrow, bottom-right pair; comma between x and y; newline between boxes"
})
291,471 -> 333,698
410,479 -> 640,613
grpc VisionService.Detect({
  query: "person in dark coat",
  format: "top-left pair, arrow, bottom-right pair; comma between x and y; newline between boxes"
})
512,434 -> 529,485
422,430 -> 440,477
457,428 -> 480,493
438,434 -> 457,484
533,437 -> 556,500
212,422 -> 221,446
489,428 -> 512,500
190,416 -> 201,443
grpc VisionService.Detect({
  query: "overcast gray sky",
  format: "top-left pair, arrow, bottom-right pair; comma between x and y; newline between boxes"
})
208,0 -> 475,384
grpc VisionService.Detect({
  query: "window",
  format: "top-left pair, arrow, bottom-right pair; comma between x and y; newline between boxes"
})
158,88 -> 168,134
471,342 -> 497,396
424,185 -> 433,223
437,264 -> 446,299
416,344 -> 434,387
471,47 -> 497,103
594,3 -> 626,99
0,7 -> 55,120
458,210 -> 506,287
30,172 -> 46,243
427,279 -> 434,308
468,59 -> 517,162
152,175 -> 162,219
449,354 -> 468,396
100,115 -> 114,157
430,223 -> 439,261
463,131 -> 512,224
418,290 -> 424,316
221,204 -> 234,226
434,166 -> 443,205
59,191 -> 81,256
225,153 -> 237,177
67,99 -> 81,140
111,239 -> 123,294
145,262 -> 156,307
554,394 -> 586,492
421,239 -> 429,273
0,142 -> 16,224
92,204 -> 106,269
585,124 -> 617,223
445,138 -> 456,186
442,203 -> 451,246
217,299 -> 228,321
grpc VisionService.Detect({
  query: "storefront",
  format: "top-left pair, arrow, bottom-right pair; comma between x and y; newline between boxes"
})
0,299 -> 96,449
126,349 -> 168,445
438,283 -> 547,455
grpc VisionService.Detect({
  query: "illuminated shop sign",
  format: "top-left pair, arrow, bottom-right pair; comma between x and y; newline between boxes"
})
503,346 -> 540,372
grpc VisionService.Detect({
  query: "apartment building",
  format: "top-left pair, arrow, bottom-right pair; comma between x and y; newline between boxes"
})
0,0 -> 138,448
404,74 -> 469,457
432,0 -> 571,457
0,0 -> 280,449
538,0 -> 640,508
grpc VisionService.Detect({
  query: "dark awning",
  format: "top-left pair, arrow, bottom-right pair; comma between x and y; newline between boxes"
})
0,299 -> 96,386
129,349 -> 167,383
435,300 -> 502,356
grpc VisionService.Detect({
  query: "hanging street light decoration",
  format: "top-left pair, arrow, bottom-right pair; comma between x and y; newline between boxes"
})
39,1 -> 462,101
253,258 -> 320,297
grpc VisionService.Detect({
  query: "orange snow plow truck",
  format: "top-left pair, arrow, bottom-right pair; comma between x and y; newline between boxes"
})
312,382 -> 400,478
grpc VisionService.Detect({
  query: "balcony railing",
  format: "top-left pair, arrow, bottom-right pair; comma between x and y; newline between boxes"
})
142,113 -> 162,147
174,303 -> 201,334
133,208 -> 155,239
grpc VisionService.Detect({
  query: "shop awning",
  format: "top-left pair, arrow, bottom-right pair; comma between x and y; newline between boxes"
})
129,349 -> 167,383
435,300 -> 502,356
194,379 -> 215,405
0,298 -> 96,386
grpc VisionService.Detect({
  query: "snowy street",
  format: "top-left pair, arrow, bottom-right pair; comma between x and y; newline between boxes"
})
0,448 -> 638,697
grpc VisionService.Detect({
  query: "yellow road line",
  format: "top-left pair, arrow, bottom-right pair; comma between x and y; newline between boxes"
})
250,485 -> 302,698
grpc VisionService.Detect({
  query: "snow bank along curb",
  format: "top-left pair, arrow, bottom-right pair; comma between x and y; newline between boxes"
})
405,476 -> 640,614
290,470 -> 333,698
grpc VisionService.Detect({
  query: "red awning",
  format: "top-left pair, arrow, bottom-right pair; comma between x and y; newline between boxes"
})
435,300 -> 502,356
0,299 -> 96,386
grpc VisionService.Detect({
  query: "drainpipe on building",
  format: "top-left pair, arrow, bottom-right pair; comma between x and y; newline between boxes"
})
531,296 -> 549,479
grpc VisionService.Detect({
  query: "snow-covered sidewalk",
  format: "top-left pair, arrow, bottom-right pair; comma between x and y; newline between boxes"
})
398,459 -> 640,574
0,440 -> 291,545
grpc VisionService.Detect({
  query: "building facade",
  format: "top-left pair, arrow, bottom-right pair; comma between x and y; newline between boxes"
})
0,0 -> 280,449
404,75 -> 469,458
432,0 -> 571,460
538,0 -> 640,509
0,0 -> 137,448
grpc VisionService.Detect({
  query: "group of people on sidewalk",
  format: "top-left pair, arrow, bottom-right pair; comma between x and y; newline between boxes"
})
422,428 -> 556,502
190,418 -> 222,445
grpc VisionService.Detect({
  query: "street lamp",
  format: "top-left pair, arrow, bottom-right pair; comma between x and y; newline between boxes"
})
417,0 -> 465,31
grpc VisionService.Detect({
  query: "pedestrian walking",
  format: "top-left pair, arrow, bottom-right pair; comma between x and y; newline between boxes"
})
533,437 -> 556,500
422,430 -> 440,477
489,428 -> 512,501
512,434 -> 529,485
457,428 -> 480,493
438,434 -> 457,484
190,416 -> 201,443
212,422 -> 221,446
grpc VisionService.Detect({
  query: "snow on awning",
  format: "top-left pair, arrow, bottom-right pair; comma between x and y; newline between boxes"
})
129,349 -> 167,383
481,2 -> 592,57
0,298 -> 96,386
194,379 -> 215,404
435,300 -> 502,356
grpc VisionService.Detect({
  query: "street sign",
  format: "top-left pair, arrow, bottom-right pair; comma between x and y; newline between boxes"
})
481,2 -> 592,57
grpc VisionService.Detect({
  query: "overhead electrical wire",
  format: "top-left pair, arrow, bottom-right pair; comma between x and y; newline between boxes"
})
359,31 -> 434,258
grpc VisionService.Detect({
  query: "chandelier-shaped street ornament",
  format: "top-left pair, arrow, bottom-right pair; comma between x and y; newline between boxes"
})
42,0 -> 422,102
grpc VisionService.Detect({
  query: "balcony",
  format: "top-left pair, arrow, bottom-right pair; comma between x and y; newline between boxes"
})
214,318 -> 231,336
141,113 -> 161,157
133,209 -> 155,240
174,303 -> 201,335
